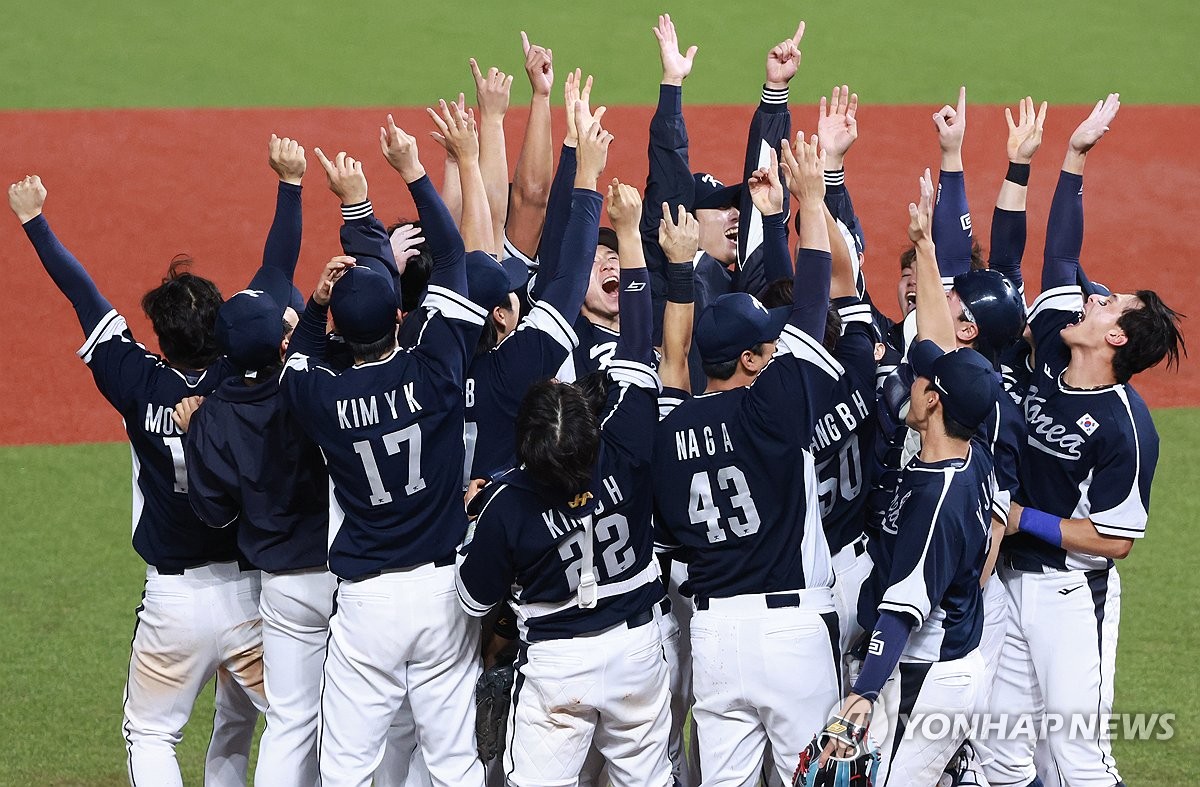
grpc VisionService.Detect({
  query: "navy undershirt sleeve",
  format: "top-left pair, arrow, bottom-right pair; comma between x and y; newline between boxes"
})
408,175 -> 467,295
932,170 -> 973,278
1042,171 -> 1084,291
789,248 -> 832,339
23,215 -> 113,335
850,610 -> 914,701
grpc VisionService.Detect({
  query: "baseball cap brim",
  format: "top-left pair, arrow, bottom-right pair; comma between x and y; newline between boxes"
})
761,306 -> 790,345
597,227 -> 620,253
694,183 -> 742,211
908,339 -> 946,380
500,254 -> 530,293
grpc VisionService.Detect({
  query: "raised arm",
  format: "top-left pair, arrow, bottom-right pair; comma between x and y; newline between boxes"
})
990,97 -> 1047,293
9,176 -> 113,335
931,87 -> 973,279
746,146 -> 791,285
911,169 -> 956,350
607,181 -> 653,366
259,134 -> 305,285
289,256 -> 356,359
381,114 -> 468,295
658,204 -> 699,392
1043,94 -> 1120,291
505,32 -> 555,260
780,133 -> 831,338
641,13 -> 699,328
470,60 -> 514,254
529,71 -> 589,299
734,22 -> 803,297
428,97 -> 492,255
536,104 -> 612,319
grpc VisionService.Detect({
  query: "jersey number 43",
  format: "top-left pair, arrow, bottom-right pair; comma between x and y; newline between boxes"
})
688,466 -> 762,544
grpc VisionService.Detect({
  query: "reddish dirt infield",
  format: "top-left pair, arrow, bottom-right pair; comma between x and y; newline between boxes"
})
1,105 -> 1195,444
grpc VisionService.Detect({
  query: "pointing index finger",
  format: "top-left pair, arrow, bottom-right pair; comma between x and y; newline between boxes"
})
792,21 -> 806,46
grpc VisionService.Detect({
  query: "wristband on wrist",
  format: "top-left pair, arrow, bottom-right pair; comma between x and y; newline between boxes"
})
1005,162 -> 1031,186
666,262 -> 695,304
1018,506 -> 1062,547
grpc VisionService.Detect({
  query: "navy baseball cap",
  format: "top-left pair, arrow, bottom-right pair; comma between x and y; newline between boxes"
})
216,290 -> 284,373
695,293 -> 788,365
467,251 -> 527,310
909,340 -> 1000,431
329,266 -> 398,344
598,227 -> 620,253
693,173 -> 742,210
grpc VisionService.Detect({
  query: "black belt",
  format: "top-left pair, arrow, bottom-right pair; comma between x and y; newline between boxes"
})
624,607 -> 655,629
354,553 -> 456,581
851,536 -> 868,557
695,592 -> 801,611
657,597 -> 672,615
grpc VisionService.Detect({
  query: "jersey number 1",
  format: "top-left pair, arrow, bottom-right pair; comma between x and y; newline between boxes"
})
352,424 -> 426,506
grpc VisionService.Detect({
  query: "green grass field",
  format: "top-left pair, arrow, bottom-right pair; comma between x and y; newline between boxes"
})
1,0 -> 1196,783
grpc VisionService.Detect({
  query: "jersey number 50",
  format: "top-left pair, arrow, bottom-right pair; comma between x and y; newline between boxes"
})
688,466 -> 762,544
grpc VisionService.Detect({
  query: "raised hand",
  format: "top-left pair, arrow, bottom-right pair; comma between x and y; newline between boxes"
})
933,86 -> 968,157
1069,93 -> 1120,155
658,203 -> 700,263
8,175 -> 46,223
470,59 -> 513,120
521,32 -> 554,97
780,132 -> 826,206
389,224 -> 426,275
747,147 -> 785,216
653,13 -> 698,87
314,148 -> 368,205
379,114 -> 425,182
574,102 -> 612,190
313,255 -> 357,306
563,69 -> 594,146
765,22 -> 805,89
1006,96 -> 1048,164
269,134 -> 306,184
427,97 -> 480,164
907,168 -> 935,245
817,85 -> 858,169
606,179 -> 643,235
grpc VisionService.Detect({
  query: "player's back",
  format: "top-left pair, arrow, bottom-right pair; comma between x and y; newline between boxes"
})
654,388 -> 833,601
282,345 -> 468,580
81,315 -> 240,571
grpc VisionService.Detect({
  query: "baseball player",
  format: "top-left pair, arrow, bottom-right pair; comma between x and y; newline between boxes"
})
465,100 -> 608,484
652,134 -> 842,784
456,178 -> 672,787
986,95 -> 1185,787
8,176 -> 268,787
281,104 -> 500,786
830,336 -> 998,784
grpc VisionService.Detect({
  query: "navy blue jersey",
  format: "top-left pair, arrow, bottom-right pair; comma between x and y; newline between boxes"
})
810,299 -> 878,554
561,314 -> 620,382
457,363 -> 664,642
460,260 -> 663,642
465,188 -> 601,484
653,323 -> 843,600
184,373 -> 328,573
78,312 -> 240,570
1005,286 -> 1159,572
858,437 -> 993,661
281,287 -> 484,580
998,338 -> 1034,406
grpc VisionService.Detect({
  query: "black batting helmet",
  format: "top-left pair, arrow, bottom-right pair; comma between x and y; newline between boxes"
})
952,269 -> 1026,364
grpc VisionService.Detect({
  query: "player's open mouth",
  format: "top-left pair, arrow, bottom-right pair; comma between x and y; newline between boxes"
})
905,293 -> 917,307
724,228 -> 738,241
602,275 -> 619,295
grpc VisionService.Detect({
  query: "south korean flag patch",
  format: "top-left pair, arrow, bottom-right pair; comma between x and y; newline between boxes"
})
1076,413 -> 1100,436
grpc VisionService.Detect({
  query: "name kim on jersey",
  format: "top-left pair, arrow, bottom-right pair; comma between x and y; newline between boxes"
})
336,383 -> 423,430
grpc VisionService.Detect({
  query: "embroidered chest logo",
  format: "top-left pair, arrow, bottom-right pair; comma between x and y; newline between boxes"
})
883,489 -> 912,535
568,491 -> 593,509
1076,413 -> 1100,436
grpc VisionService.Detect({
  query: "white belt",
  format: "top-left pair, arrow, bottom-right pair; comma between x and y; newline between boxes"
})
516,561 -> 661,621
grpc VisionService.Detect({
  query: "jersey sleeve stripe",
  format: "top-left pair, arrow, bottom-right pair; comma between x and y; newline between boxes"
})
778,324 -> 845,379
503,234 -> 538,272
836,303 -> 874,326
1028,285 -> 1083,322
454,570 -> 493,616
77,309 -> 126,363
606,359 -> 661,393
516,302 -> 579,352
425,285 -> 488,326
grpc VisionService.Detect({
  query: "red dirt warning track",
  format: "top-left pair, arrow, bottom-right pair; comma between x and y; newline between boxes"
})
0,105 -> 1196,445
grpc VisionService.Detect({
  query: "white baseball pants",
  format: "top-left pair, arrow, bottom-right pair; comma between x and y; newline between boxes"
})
318,563 -> 484,787
873,648 -> 984,785
985,565 -> 1122,787
123,562 -> 266,787
250,568 -> 338,786
831,537 -> 873,674
689,589 -> 839,787
504,613 -> 673,787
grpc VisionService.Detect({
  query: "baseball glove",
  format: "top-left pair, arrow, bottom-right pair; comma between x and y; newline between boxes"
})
474,660 -> 516,762
792,713 -> 880,787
